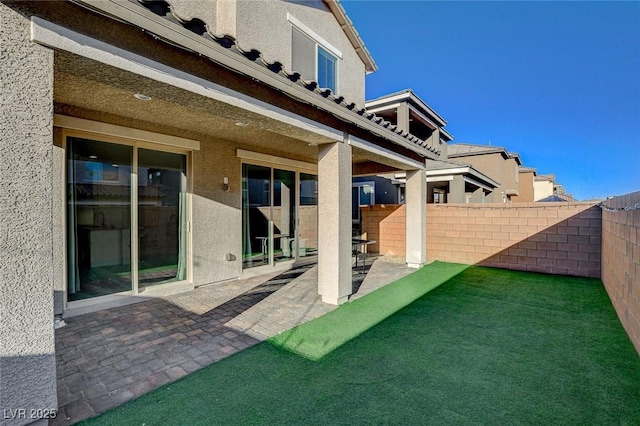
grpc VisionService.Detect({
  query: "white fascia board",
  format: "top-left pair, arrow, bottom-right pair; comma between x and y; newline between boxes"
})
426,167 -> 469,176
426,175 -> 454,183
463,176 -> 493,192
365,92 -> 411,109
347,135 -> 424,170
31,17 -> 344,142
365,103 -> 402,115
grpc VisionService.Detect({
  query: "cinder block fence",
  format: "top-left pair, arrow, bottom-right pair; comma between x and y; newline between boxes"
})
361,192 -> 639,354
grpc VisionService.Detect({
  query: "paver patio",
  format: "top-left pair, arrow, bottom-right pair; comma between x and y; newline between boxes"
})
52,256 -> 414,425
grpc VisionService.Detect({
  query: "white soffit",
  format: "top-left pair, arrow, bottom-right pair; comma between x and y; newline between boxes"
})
31,17 -> 342,142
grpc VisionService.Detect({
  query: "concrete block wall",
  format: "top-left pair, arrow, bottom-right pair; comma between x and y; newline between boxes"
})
360,204 -> 406,257
601,191 -> 640,354
361,202 -> 601,278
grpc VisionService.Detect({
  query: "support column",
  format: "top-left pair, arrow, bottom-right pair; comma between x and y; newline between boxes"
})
470,186 -> 484,203
317,141 -> 352,305
396,103 -> 410,133
405,168 -> 426,268
447,175 -> 465,203
0,4 -> 57,423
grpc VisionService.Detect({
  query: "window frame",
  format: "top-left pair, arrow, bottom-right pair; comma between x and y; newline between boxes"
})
289,14 -> 341,94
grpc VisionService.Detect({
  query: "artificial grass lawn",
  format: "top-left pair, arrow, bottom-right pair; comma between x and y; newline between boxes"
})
85,264 -> 640,425
269,261 -> 469,360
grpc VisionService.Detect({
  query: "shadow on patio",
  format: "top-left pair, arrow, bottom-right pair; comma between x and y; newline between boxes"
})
52,256 -> 414,425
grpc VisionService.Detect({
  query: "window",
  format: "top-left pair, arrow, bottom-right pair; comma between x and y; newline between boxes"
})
352,182 -> 375,222
291,25 -> 339,93
434,188 -> 445,204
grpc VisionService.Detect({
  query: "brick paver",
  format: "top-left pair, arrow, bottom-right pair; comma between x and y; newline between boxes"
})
52,257 -> 413,425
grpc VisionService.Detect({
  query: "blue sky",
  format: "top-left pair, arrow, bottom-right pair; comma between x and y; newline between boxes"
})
342,1 -> 640,201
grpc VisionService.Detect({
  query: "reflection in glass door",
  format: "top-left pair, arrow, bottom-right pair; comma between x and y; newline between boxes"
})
67,138 -> 133,301
67,137 -> 189,302
138,149 -> 187,288
274,169 -> 296,264
242,164 -> 318,270
298,173 -> 318,258
242,164 -> 271,268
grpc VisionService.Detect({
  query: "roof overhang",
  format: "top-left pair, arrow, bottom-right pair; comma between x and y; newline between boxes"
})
365,90 -> 447,127
32,2 -> 437,163
324,0 -> 378,73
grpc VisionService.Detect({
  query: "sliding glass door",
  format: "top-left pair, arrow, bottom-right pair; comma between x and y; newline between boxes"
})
138,149 -> 187,289
67,136 -> 188,302
242,164 -> 317,270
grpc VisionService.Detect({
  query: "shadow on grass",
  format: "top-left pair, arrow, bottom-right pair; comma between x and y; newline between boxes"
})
82,263 -> 640,426
267,261 -> 470,361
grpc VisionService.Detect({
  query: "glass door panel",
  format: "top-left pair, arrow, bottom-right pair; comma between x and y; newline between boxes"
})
67,138 -> 133,301
299,173 -> 318,258
274,169 -> 296,263
138,149 -> 187,288
242,164 -> 272,268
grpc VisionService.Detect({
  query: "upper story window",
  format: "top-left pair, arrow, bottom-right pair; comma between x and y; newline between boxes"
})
289,14 -> 341,93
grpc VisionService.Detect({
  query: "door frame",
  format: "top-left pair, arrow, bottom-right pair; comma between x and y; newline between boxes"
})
60,125 -> 195,311
239,153 -> 317,272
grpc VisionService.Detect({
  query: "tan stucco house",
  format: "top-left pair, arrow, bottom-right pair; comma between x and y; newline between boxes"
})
447,143 -> 523,203
1,0 -> 437,422
357,90 -> 498,204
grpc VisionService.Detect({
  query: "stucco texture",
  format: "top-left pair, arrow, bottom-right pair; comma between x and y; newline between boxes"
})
234,0 -> 366,104
0,3 -> 57,424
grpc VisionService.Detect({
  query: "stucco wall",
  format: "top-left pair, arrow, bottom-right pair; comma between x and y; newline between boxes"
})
513,171 -> 534,202
452,153 -> 511,202
234,0 -> 366,104
51,103 -> 322,296
0,3 -> 58,424
601,192 -> 640,355
534,180 -> 554,201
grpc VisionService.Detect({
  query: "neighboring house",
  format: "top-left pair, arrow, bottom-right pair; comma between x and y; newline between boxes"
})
447,143 -> 522,203
534,174 -> 556,201
512,165 -> 537,202
1,1 -> 437,421
364,89 -> 452,160
363,160 -> 499,205
354,91 -> 499,206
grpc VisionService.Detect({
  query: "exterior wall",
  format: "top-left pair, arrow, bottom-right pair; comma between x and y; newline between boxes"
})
360,205 -> 406,256
513,171 -> 535,202
361,202 -> 601,278
601,192 -> 640,354
452,153 -> 509,202
51,105 -> 321,301
506,157 -> 519,194
534,180 -> 554,201
234,0 -> 366,104
0,3 -> 57,423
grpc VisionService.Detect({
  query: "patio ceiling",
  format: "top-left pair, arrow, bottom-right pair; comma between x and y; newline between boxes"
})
54,50 -> 409,172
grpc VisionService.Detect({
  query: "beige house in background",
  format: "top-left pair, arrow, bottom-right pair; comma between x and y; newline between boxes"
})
512,165 -> 536,202
534,174 -> 556,201
1,0 -> 438,422
447,143 -> 522,202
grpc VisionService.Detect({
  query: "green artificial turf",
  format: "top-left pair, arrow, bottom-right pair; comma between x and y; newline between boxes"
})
84,265 -> 640,425
269,261 -> 469,360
